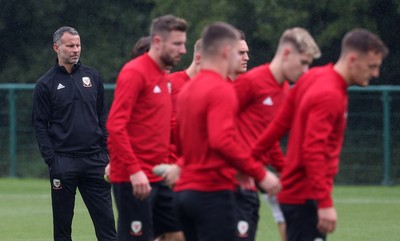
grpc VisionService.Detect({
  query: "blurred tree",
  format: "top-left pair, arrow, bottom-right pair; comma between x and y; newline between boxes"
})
0,0 -> 154,83
0,0 -> 398,83
151,0 -> 399,84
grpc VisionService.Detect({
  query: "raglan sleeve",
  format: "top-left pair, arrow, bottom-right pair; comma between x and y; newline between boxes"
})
265,142 -> 286,173
96,71 -> 109,152
32,81 -> 55,166
106,67 -> 143,175
302,92 -> 340,208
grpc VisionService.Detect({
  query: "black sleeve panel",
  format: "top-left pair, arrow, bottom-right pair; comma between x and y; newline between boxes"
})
97,74 -> 108,152
32,80 -> 55,165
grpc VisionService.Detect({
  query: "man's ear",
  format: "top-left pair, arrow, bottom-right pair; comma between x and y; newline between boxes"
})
195,53 -> 201,64
347,52 -> 358,68
221,44 -> 232,60
152,35 -> 162,50
53,43 -> 59,54
281,47 -> 291,61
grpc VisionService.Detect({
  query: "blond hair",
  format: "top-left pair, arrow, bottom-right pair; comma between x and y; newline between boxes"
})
279,27 -> 321,59
194,39 -> 202,54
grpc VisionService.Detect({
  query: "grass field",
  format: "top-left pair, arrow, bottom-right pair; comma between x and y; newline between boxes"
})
1,178 -> 399,241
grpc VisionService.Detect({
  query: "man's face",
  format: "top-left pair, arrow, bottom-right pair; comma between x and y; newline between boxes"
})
160,30 -> 187,67
54,32 -> 81,66
349,51 -> 383,86
282,47 -> 313,83
226,40 -> 241,76
235,40 -> 249,74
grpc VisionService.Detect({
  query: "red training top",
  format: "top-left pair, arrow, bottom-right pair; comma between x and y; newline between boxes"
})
168,70 -> 191,163
234,64 -> 289,173
252,64 -> 348,208
174,70 -> 266,192
107,53 -> 171,183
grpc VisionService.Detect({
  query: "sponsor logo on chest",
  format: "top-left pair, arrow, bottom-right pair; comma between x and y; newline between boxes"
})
57,83 -> 65,90
153,85 -> 161,93
262,96 -> 274,106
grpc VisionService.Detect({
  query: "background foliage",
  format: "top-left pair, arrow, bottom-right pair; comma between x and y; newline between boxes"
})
0,0 -> 399,84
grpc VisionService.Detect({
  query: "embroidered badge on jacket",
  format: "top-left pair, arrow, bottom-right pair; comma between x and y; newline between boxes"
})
82,77 -> 92,87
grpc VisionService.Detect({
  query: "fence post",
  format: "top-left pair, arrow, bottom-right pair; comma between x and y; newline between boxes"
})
381,90 -> 392,186
8,89 -> 17,177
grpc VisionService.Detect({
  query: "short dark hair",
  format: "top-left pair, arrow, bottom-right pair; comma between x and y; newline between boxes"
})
131,36 -> 151,59
53,26 -> 79,45
342,29 -> 389,57
150,15 -> 187,39
238,30 -> 246,41
201,22 -> 239,57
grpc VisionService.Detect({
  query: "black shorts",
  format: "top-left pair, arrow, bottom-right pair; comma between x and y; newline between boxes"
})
176,190 -> 237,241
234,188 -> 260,241
113,181 -> 181,241
280,200 -> 326,241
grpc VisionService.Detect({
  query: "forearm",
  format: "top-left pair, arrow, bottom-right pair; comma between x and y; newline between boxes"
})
212,132 -> 266,182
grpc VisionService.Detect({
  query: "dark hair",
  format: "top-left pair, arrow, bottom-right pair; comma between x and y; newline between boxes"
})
201,22 -> 239,57
150,14 -> 187,39
237,30 -> 246,41
342,29 -> 389,57
53,26 -> 79,45
131,36 -> 151,59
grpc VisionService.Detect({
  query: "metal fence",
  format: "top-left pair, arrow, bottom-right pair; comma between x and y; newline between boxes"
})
1,83 -> 399,185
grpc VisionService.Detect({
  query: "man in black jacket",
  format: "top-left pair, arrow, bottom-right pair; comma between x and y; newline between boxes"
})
32,26 -> 117,241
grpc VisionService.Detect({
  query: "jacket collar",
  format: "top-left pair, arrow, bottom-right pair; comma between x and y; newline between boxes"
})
55,59 -> 81,74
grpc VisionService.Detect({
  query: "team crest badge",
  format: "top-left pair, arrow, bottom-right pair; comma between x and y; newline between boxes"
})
130,221 -> 142,236
237,220 -> 249,238
52,179 -> 62,190
167,82 -> 172,94
82,77 -> 92,87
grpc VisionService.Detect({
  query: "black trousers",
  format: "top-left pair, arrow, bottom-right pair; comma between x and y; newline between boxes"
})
280,200 -> 326,241
112,181 -> 182,241
49,152 -> 117,241
235,188 -> 260,241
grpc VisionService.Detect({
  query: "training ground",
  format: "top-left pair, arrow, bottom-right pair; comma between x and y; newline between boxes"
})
0,179 -> 399,241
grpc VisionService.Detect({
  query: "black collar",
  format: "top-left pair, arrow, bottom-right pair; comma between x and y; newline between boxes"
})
54,59 -> 81,74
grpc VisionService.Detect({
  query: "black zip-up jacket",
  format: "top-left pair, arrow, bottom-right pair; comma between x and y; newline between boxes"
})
32,61 -> 108,165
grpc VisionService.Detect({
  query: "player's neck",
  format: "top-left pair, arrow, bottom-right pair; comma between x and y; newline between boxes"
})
269,58 -> 285,84
186,61 -> 197,79
228,72 -> 238,81
58,61 -> 74,74
201,59 -> 228,79
148,48 -> 168,70
333,60 -> 351,85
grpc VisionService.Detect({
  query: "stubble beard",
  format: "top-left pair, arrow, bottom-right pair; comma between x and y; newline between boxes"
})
160,52 -> 179,68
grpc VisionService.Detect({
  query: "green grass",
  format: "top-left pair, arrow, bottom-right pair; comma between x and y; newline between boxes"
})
1,179 -> 399,241
257,185 -> 400,241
